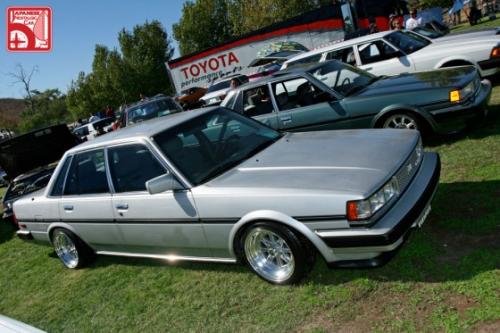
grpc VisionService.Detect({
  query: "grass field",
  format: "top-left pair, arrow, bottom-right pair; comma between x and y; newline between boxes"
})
450,16 -> 500,33
1,30 -> 500,333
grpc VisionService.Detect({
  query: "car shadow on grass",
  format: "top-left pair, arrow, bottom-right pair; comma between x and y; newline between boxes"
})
426,105 -> 500,147
0,220 -> 15,245
84,180 -> 500,285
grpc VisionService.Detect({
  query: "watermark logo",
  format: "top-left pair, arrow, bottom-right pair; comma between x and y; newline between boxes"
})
7,7 -> 52,52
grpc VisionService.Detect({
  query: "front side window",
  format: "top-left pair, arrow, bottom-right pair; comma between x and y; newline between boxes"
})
272,77 -> 331,110
154,108 -> 281,185
309,61 -> 377,96
357,40 -> 399,65
242,85 -> 274,117
64,150 -> 109,195
108,144 -> 165,192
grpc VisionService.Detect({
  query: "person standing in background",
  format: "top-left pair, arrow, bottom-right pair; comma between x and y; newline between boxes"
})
406,9 -> 423,30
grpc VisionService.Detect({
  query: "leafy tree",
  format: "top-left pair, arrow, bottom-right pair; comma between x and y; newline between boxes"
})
67,20 -> 175,119
17,89 -> 70,133
173,0 -> 234,56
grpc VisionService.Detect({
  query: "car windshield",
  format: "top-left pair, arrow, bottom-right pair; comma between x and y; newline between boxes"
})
207,80 -> 231,93
308,61 -> 377,96
127,99 -> 181,125
383,30 -> 430,54
4,169 -> 53,201
153,108 -> 281,186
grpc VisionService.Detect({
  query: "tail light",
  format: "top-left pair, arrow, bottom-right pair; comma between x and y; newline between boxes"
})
491,47 -> 500,58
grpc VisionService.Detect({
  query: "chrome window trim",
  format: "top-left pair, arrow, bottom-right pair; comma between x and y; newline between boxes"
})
47,155 -> 73,198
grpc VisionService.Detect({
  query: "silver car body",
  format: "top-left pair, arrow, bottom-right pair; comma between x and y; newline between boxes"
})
0,315 -> 46,333
14,107 -> 440,266
282,29 -> 500,77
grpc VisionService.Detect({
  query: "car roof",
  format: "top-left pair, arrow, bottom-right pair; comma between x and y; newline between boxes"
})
285,31 -> 392,63
232,61 -> 331,91
124,95 -> 174,110
67,107 -> 219,154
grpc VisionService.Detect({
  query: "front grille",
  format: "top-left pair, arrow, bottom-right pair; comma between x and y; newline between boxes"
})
395,147 -> 421,193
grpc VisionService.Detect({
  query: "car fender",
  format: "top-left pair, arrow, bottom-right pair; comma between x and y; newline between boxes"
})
371,104 -> 437,131
434,56 -> 480,70
227,209 -> 333,261
47,222 -> 90,247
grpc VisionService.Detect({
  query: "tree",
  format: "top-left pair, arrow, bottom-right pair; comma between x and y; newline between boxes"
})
173,0 -> 234,55
67,20 -> 175,119
7,64 -> 38,115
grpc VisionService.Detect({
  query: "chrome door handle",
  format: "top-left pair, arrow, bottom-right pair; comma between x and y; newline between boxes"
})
364,67 -> 373,71
280,115 -> 292,123
115,203 -> 129,210
63,205 -> 73,211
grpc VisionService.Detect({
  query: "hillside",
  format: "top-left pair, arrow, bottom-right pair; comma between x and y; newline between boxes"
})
0,98 -> 25,127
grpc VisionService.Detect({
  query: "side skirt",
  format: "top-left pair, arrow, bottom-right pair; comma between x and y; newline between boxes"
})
95,251 -> 237,264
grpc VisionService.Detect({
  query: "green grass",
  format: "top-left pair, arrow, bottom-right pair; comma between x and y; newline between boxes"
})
450,16 -> 500,33
1,64 -> 499,333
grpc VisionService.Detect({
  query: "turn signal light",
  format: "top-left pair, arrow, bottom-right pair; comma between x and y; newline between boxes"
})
347,202 -> 358,220
450,90 -> 460,102
491,47 -> 500,58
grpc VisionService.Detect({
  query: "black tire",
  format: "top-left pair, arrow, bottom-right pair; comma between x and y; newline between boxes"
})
50,228 -> 95,269
240,222 -> 312,285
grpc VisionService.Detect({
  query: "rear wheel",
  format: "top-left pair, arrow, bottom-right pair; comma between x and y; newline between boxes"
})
241,222 -> 311,284
51,228 -> 94,269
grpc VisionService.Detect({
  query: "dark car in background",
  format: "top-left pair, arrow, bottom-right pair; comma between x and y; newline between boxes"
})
222,61 -> 491,137
1,124 -> 79,224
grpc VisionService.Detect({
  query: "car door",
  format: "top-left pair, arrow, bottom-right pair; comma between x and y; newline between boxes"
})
59,149 -> 122,251
107,142 -> 207,257
240,84 -> 279,129
272,76 -> 349,132
357,39 -> 415,76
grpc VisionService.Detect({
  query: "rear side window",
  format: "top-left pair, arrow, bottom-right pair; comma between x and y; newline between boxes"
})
64,150 -> 109,195
51,156 -> 72,196
326,47 -> 356,66
108,144 -> 165,192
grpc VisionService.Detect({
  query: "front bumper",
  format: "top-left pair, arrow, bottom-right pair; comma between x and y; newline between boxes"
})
429,80 -> 492,134
316,152 -> 440,266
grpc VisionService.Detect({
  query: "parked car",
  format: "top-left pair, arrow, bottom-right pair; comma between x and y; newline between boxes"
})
176,87 -> 207,110
14,107 -> 440,284
281,30 -> 500,78
222,61 -> 491,136
73,117 -> 114,141
247,50 -> 305,81
0,315 -> 46,333
200,74 -> 249,106
118,95 -> 183,128
412,27 -> 500,40
1,124 -> 79,224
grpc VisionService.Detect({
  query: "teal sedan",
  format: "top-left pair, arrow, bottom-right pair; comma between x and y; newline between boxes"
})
221,61 -> 491,137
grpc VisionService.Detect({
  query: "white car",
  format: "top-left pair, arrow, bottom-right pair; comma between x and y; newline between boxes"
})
282,30 -> 500,78
200,75 -> 249,106
73,117 -> 114,141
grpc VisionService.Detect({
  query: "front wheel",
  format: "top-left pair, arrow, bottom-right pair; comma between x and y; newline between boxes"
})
51,228 -> 94,269
382,113 -> 422,131
242,222 -> 311,284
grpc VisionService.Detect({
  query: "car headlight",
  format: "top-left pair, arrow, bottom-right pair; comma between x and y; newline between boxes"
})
450,81 -> 475,103
347,177 -> 400,221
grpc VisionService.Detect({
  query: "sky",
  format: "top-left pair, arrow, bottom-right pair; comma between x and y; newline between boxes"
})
0,0 -> 185,98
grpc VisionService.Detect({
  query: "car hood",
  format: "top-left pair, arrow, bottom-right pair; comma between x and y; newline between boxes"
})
201,89 -> 230,101
354,66 -> 477,97
0,124 -> 79,180
206,129 -> 419,197
424,33 -> 499,50
435,29 -> 500,43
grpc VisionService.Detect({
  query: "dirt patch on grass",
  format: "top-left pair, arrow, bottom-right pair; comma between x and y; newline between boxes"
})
471,320 -> 500,333
430,225 -> 500,265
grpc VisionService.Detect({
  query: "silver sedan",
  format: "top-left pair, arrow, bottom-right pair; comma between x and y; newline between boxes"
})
14,107 -> 440,284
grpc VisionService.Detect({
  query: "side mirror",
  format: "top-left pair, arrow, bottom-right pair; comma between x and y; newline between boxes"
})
145,172 -> 184,194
